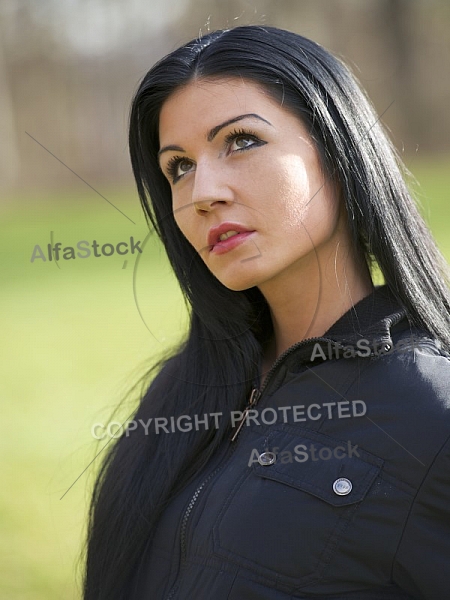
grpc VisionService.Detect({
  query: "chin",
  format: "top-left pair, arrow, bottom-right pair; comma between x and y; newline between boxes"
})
215,274 -> 259,292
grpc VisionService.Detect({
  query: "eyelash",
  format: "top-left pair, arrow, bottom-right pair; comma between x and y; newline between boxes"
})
224,127 -> 261,147
165,128 -> 265,183
166,155 -> 191,184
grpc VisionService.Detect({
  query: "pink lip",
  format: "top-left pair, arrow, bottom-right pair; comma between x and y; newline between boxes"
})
210,231 -> 255,255
207,222 -> 255,254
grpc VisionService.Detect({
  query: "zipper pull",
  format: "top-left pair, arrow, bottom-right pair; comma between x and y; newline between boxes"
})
230,387 -> 261,442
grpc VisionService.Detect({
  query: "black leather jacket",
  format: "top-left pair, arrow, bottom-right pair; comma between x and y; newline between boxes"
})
134,285 -> 450,599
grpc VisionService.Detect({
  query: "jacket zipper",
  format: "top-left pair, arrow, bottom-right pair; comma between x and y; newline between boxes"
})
165,447 -> 236,600
230,335 -> 344,442
179,467 -> 221,560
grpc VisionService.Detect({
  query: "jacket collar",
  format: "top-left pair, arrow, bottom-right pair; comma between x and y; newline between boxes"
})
268,285 -> 409,381
323,284 -> 408,348
257,285 -> 409,394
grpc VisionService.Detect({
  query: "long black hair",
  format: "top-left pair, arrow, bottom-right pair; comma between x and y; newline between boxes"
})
82,26 -> 450,598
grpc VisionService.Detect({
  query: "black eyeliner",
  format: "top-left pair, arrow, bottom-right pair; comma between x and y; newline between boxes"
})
223,127 -> 266,149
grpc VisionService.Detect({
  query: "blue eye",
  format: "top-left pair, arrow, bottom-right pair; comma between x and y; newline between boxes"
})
166,157 -> 195,183
224,128 -> 266,153
231,135 -> 256,150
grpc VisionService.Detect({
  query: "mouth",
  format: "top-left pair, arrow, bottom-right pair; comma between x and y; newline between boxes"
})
208,228 -> 256,255
208,222 -> 255,248
217,229 -> 241,242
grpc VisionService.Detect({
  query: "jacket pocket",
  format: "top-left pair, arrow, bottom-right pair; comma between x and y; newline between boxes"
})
212,426 -> 383,588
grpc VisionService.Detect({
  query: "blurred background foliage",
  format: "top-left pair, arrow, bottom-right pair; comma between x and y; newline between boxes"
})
1,0 -> 449,598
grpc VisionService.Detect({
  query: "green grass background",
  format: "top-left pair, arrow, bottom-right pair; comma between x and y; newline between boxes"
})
1,157 -> 449,599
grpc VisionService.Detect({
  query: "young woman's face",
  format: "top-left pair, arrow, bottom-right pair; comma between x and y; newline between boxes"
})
158,77 -> 346,293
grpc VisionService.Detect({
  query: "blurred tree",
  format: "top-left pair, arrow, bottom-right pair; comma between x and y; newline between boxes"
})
0,0 -> 449,195
0,11 -> 20,189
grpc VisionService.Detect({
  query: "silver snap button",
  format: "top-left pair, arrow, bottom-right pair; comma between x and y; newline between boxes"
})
258,451 -> 276,466
333,477 -> 352,495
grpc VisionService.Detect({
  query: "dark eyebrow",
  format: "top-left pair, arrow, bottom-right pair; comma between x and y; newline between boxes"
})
207,113 -> 272,141
158,113 -> 272,161
158,144 -> 185,159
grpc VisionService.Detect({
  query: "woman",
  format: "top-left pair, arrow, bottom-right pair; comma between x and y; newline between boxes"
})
83,26 -> 450,599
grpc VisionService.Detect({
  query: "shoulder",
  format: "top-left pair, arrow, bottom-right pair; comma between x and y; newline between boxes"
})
365,323 -> 450,413
342,324 -> 450,477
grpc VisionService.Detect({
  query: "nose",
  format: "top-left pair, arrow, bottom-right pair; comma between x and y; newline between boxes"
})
191,160 -> 234,214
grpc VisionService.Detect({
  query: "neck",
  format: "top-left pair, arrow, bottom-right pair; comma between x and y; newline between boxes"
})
259,246 -> 374,365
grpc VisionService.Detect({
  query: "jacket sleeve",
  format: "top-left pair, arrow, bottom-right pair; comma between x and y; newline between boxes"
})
392,434 -> 450,599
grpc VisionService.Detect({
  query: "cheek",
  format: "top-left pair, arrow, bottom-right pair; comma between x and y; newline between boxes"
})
173,207 -> 206,255
170,185 -> 189,230
174,213 -> 191,244
268,158 -> 311,224
291,189 -> 340,249
172,200 -> 194,244
270,158 -> 338,243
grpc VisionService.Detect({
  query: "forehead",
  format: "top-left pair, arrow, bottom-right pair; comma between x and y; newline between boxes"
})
158,77 -> 281,142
